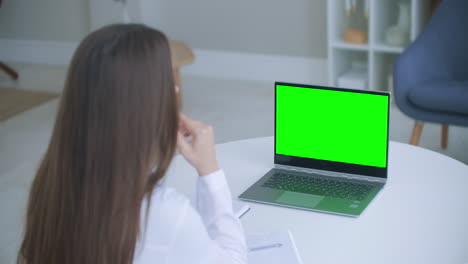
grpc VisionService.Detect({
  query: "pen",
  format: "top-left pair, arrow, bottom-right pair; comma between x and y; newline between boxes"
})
237,206 -> 250,219
248,243 -> 283,252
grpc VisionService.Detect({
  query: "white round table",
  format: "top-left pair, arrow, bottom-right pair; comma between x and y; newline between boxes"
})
165,137 -> 468,264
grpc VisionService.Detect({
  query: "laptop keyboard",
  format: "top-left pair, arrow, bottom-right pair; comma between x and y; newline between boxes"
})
261,171 -> 374,201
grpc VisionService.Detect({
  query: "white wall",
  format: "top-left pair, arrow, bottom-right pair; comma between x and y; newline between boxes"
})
140,0 -> 328,58
0,0 -> 90,42
0,0 -> 327,59
0,0 -> 328,83
88,0 -> 142,31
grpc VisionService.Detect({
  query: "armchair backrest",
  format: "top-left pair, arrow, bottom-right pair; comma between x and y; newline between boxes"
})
401,0 -> 468,82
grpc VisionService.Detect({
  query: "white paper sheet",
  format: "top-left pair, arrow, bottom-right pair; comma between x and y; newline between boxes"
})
246,230 -> 303,264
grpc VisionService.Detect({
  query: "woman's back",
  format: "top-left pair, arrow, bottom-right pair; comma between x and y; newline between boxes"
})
17,24 -> 246,264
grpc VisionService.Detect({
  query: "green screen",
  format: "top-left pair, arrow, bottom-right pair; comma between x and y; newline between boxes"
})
276,85 -> 389,168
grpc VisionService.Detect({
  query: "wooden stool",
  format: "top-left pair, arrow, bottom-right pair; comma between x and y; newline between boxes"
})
169,40 -> 195,108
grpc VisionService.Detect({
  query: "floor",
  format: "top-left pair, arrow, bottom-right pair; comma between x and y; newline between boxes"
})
0,63 -> 467,263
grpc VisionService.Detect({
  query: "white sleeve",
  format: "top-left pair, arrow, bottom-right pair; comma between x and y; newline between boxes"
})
196,169 -> 247,264
165,170 -> 246,264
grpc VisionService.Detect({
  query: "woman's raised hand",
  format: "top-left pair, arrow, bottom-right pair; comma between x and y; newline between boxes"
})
177,114 -> 219,176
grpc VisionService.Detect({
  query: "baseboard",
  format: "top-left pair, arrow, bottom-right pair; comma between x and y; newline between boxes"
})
0,39 -> 77,65
0,39 -> 328,84
182,49 -> 328,84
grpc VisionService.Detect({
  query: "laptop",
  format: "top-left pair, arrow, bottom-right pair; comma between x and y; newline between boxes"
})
239,82 -> 390,217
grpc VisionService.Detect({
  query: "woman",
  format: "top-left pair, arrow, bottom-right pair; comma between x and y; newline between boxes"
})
18,24 -> 246,264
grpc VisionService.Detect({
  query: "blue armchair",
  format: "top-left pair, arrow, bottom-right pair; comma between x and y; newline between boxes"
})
393,0 -> 468,148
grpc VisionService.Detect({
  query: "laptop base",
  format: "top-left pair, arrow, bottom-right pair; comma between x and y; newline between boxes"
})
238,168 -> 384,217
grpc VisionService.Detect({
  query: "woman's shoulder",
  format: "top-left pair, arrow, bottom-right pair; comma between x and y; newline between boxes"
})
153,185 -> 188,202
138,185 -> 192,246
145,185 -> 190,215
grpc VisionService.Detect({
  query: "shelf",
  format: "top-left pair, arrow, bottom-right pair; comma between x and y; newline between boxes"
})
372,53 -> 399,91
332,41 -> 369,51
373,44 -> 404,54
371,0 -> 410,48
330,49 -> 369,89
328,0 -> 369,44
328,0 -> 430,91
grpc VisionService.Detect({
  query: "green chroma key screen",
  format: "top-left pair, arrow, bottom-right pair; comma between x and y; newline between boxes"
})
276,84 -> 389,168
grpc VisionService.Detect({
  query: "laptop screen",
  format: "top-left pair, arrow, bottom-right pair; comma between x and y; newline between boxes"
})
275,82 -> 389,177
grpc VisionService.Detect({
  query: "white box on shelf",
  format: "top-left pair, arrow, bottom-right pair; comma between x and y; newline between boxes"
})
337,62 -> 368,90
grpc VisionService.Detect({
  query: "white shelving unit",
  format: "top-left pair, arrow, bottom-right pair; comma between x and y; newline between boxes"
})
327,0 -> 431,91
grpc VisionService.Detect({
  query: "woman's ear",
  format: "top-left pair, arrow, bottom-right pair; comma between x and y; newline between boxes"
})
175,85 -> 180,93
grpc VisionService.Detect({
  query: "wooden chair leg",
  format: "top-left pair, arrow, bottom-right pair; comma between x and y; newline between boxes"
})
0,61 -> 19,80
441,124 -> 448,149
410,122 -> 424,146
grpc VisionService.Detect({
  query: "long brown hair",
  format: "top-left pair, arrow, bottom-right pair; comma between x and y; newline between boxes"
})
18,24 -> 178,264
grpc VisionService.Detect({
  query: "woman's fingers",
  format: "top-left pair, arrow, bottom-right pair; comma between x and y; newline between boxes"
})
176,114 -> 219,176
178,125 -> 191,138
179,113 -> 206,139
178,114 -> 194,138
176,131 -> 190,155
179,114 -> 198,131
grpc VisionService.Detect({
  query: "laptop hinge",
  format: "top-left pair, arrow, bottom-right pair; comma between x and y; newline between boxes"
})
274,164 -> 386,184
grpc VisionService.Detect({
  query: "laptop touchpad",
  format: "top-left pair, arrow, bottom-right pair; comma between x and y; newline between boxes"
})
276,191 -> 324,208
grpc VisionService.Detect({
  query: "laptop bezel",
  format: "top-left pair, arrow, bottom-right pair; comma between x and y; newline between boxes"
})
274,82 -> 390,179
